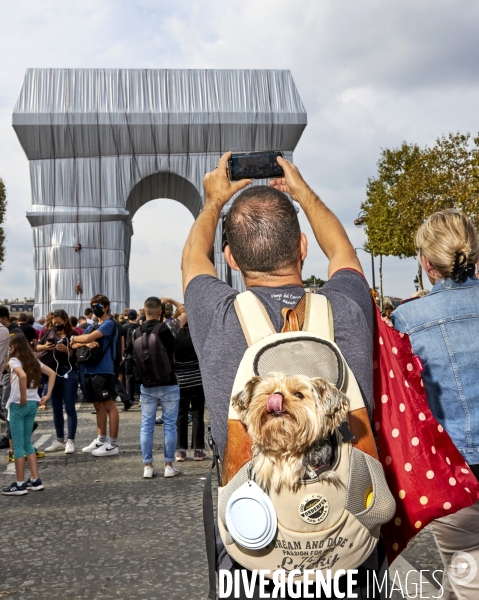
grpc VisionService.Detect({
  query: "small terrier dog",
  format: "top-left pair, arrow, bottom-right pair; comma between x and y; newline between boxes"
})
232,372 -> 350,492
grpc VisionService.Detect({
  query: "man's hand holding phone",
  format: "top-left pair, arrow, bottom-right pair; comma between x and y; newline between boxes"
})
269,157 -> 314,205
204,152 -> 252,210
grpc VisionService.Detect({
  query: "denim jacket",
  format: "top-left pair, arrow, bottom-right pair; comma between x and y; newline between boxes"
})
391,277 -> 479,464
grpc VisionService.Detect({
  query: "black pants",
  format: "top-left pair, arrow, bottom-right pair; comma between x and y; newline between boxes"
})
124,358 -> 136,404
176,385 -> 205,450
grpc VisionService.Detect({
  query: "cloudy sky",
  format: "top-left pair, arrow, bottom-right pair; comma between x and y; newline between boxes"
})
1,0 -> 479,310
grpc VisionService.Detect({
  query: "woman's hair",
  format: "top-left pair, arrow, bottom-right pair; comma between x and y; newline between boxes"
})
45,312 -> 53,329
52,309 -> 73,336
9,334 -> 41,389
416,209 -> 479,278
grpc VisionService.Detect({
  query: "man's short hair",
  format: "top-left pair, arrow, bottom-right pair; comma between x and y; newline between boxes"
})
90,295 -> 110,308
26,315 -> 35,325
0,307 -> 10,320
144,297 -> 162,318
224,186 -> 301,274
84,307 -> 93,317
78,316 -> 87,323
18,312 -> 28,322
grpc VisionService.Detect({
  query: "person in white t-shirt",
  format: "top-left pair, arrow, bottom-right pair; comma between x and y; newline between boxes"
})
2,334 -> 56,496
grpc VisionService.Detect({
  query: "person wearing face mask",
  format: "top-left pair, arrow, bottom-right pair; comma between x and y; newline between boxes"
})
36,309 -> 78,454
70,295 -> 119,457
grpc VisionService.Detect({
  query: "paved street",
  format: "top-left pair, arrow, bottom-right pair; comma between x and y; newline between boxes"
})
0,402 -> 444,600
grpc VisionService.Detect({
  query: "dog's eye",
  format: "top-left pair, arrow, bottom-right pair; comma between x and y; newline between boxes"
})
293,392 -> 304,399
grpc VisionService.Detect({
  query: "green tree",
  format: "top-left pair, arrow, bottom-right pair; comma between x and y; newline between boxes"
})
0,179 -> 6,268
360,133 -> 479,293
302,275 -> 325,288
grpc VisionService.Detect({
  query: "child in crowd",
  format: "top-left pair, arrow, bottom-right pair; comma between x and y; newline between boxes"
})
2,334 -> 56,496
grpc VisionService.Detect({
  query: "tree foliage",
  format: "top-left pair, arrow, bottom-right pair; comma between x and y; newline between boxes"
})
361,133 -> 479,259
0,179 -> 6,268
302,275 -> 325,288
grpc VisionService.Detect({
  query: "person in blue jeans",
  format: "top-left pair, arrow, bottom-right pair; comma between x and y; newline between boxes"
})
137,296 -> 187,479
36,309 -> 78,454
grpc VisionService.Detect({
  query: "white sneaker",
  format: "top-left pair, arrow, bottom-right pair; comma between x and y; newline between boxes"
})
45,440 -> 65,452
82,438 -> 106,453
164,465 -> 179,478
143,466 -> 155,478
92,442 -> 119,457
64,440 -> 75,454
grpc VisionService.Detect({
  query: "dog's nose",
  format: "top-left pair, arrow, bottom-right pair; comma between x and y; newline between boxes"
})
267,393 -> 284,413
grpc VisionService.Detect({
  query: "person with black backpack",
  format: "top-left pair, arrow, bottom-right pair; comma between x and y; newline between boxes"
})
134,296 -> 187,479
70,294 -> 120,457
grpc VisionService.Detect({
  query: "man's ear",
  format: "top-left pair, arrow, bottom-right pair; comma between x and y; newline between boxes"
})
300,233 -> 308,261
224,245 -> 241,272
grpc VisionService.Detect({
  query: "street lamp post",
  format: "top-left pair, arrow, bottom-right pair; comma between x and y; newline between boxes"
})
354,211 -> 379,305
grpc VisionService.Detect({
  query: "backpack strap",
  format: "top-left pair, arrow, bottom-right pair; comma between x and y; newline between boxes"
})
151,323 -> 163,336
234,291 -> 276,347
303,292 -> 334,341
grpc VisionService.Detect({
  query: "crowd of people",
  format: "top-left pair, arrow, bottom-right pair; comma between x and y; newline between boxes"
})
0,293 -> 207,493
1,150 -> 478,599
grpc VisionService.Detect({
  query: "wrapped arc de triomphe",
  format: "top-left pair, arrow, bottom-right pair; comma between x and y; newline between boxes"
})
12,69 -> 307,317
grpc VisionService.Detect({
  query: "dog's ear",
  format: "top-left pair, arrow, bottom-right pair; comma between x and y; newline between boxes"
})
231,376 -> 262,412
311,377 -> 350,431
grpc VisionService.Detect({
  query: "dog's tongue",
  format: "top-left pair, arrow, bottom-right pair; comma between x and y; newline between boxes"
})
267,393 -> 283,413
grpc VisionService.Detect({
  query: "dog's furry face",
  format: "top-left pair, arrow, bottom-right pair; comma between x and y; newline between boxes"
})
231,373 -> 349,491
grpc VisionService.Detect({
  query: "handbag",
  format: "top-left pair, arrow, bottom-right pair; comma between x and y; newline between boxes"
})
76,322 -> 114,366
37,331 -> 59,369
373,305 -> 479,563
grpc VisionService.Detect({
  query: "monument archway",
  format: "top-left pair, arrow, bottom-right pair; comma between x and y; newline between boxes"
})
12,69 -> 307,316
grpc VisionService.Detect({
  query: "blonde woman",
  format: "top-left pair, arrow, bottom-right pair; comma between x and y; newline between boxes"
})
392,209 -> 479,599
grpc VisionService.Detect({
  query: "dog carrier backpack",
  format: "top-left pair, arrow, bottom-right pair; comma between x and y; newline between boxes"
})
218,291 -> 395,582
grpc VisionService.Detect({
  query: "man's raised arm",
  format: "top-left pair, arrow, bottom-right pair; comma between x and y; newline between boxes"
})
181,152 -> 251,293
270,158 -> 362,278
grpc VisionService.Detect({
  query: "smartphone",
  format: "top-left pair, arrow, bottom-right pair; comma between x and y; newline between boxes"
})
227,151 -> 284,181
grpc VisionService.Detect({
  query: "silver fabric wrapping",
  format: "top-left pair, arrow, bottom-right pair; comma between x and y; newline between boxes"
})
12,69 -> 307,317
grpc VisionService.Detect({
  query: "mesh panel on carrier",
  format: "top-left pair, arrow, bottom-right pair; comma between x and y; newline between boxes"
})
254,337 -> 344,389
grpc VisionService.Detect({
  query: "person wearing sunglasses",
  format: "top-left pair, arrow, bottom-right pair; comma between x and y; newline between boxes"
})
70,295 -> 119,457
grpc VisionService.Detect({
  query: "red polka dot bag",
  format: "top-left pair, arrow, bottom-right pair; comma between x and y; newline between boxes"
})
373,306 -> 479,563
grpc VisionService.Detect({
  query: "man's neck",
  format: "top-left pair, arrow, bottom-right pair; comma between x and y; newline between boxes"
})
243,272 -> 304,289
98,314 -> 109,324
